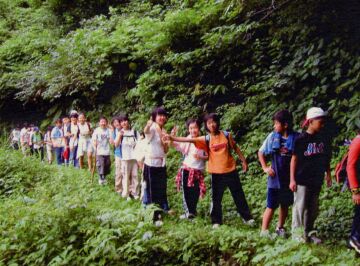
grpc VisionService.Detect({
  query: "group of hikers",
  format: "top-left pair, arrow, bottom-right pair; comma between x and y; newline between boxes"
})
9,107 -> 360,254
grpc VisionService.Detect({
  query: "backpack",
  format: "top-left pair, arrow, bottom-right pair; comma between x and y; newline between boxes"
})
205,130 -> 233,153
121,130 -> 138,144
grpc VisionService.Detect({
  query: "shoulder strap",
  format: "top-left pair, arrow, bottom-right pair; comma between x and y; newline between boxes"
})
222,130 -> 234,150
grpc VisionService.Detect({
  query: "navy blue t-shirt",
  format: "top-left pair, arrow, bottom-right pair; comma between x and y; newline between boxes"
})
259,132 -> 297,189
293,132 -> 332,188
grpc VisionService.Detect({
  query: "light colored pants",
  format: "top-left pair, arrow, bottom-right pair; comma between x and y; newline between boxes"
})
121,159 -> 139,198
115,156 -> 123,194
292,185 -> 321,237
46,145 -> 52,162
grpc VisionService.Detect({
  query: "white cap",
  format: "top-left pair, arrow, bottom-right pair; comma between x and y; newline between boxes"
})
306,107 -> 328,120
69,110 -> 78,115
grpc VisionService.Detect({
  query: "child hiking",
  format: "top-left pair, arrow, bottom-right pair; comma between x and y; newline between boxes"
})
167,113 -> 254,228
170,118 -> 208,220
92,116 -> 111,185
44,126 -> 53,164
119,115 -> 140,200
69,112 -> 79,167
31,127 -> 44,161
77,113 -> 93,170
111,116 -> 124,195
347,118 -> 360,254
290,107 -> 332,244
258,110 -> 298,237
143,107 -> 171,224
51,119 -> 64,165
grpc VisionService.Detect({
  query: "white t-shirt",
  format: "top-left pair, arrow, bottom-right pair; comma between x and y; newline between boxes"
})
12,129 -> 20,142
121,129 -> 138,160
175,141 -> 206,171
144,123 -> 166,167
20,128 -> 30,143
78,123 -> 91,140
92,127 -> 111,156
134,138 -> 147,163
69,123 -> 79,147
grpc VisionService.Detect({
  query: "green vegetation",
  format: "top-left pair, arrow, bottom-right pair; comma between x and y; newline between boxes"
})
0,0 -> 359,264
0,0 -> 359,141
0,147 -> 358,265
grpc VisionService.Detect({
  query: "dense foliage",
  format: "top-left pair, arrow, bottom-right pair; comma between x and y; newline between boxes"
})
0,0 -> 359,264
0,147 -> 359,265
0,0 -> 359,140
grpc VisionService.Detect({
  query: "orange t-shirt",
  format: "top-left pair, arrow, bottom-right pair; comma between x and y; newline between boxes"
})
194,132 -> 236,174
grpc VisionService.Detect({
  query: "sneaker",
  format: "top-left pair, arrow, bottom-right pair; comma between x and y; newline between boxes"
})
260,230 -> 271,238
349,236 -> 360,254
275,227 -> 287,238
98,178 -> 103,185
167,209 -> 176,216
179,214 -> 187,220
243,218 -> 255,227
307,235 -> 322,245
126,197 -> 132,201
154,220 -> 163,227
292,235 -> 306,243
133,195 -> 140,200
212,223 -> 221,229
179,213 -> 196,220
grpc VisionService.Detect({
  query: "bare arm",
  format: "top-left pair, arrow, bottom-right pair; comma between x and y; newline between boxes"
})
144,119 -> 153,134
233,144 -> 248,172
169,135 -> 196,143
258,151 -> 275,177
289,155 -> 297,192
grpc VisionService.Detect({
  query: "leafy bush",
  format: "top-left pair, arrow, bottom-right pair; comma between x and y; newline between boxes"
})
0,145 -> 359,265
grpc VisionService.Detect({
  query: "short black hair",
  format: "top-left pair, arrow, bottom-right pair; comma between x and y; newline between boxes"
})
151,107 -> 168,121
118,114 -> 129,122
47,126 -> 53,131
23,122 -> 28,128
111,116 -> 121,126
186,118 -> 201,129
55,118 -> 62,124
70,113 -> 78,119
272,110 -> 293,130
203,113 -> 220,132
99,116 -> 108,123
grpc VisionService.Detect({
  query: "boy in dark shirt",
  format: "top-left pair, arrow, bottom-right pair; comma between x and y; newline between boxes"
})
290,107 -> 332,244
259,110 -> 298,237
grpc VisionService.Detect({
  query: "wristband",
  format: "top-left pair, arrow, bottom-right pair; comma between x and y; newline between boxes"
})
351,188 -> 360,195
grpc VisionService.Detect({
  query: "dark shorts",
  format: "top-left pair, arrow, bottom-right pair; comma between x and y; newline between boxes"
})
267,187 -> 293,209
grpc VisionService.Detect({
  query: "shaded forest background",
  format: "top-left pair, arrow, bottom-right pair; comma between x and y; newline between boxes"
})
0,0 -> 359,147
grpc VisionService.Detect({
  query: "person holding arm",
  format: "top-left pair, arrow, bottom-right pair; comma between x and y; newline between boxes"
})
167,113 -> 253,228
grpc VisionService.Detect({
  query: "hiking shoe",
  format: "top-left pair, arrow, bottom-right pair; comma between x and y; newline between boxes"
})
307,235 -> 322,245
167,209 -> 176,216
179,214 -> 187,220
154,220 -> 163,227
133,195 -> 140,200
126,197 -> 132,201
275,227 -> 287,238
98,178 -> 104,185
260,230 -> 271,238
179,213 -> 196,220
349,236 -> 360,254
212,223 -> 221,229
243,218 -> 255,227
292,235 -> 306,243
